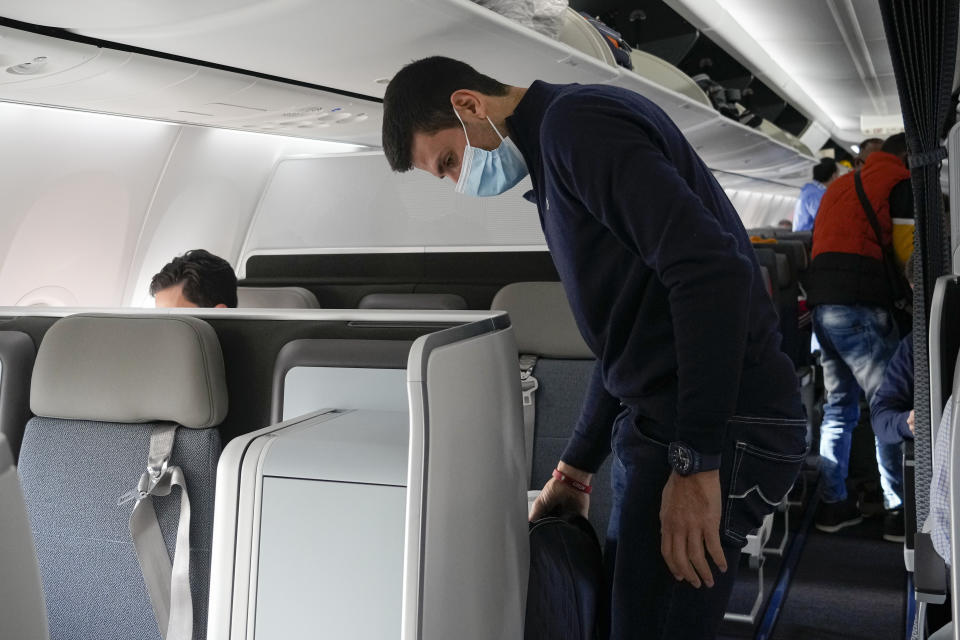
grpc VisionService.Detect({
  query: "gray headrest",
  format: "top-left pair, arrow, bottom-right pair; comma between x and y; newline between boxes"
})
358,293 -> 467,310
491,282 -> 593,359
237,286 -> 320,309
31,315 -> 228,429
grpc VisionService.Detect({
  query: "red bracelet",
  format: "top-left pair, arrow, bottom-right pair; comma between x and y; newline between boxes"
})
552,468 -> 592,494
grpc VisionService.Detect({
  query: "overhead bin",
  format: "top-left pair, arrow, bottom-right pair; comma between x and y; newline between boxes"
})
0,26 -> 383,144
0,0 -> 817,175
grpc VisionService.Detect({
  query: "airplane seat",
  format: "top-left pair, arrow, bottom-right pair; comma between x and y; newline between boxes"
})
0,432 -> 49,640
491,281 -> 616,538
753,248 -> 782,309
914,275 -> 960,619
754,244 -> 807,369
772,231 -> 813,253
628,49 -> 711,107
0,330 -> 37,460
236,286 -> 320,309
17,314 -> 228,640
557,7 -> 617,68
357,292 -> 468,310
759,266 -> 773,299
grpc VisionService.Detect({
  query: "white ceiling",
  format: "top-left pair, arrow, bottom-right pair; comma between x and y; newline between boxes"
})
667,0 -> 902,146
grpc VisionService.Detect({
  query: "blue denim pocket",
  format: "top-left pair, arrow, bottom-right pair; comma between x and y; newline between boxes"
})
721,416 -> 807,545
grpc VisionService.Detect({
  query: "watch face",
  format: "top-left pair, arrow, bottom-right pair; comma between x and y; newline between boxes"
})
670,442 -> 693,475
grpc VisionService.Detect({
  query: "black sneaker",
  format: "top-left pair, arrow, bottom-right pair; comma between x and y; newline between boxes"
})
883,509 -> 906,543
816,496 -> 863,533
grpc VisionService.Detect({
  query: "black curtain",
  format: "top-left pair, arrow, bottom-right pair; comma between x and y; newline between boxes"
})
879,0 -> 958,537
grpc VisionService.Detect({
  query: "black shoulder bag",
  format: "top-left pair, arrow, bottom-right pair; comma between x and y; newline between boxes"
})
853,171 -> 913,320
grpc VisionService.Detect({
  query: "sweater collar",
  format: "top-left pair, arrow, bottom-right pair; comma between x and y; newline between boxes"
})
505,80 -> 564,169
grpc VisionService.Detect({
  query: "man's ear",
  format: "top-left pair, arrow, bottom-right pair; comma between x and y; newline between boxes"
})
450,89 -> 486,120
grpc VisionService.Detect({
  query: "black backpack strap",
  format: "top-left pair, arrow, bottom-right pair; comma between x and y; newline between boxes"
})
854,170 -> 911,310
854,170 -> 887,249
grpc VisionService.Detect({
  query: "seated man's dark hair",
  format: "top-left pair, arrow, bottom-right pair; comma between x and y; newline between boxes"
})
812,158 -> 837,183
149,249 -> 238,308
881,132 -> 908,157
382,56 -> 510,172
859,137 -> 883,150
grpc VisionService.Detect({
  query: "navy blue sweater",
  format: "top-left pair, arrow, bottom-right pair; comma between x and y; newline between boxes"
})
870,332 -> 914,444
506,81 -> 801,470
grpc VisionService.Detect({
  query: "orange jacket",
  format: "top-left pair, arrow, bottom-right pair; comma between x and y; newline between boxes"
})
806,151 -> 911,307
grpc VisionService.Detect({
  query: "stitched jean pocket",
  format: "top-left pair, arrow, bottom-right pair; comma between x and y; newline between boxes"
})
722,419 -> 806,545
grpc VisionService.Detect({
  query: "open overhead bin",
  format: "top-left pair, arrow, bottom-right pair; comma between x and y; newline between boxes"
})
0,0 -> 816,176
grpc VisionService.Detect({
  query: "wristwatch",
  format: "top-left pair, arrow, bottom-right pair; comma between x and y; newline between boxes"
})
668,441 -> 722,476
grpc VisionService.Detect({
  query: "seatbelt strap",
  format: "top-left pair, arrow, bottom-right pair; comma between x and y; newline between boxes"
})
124,423 -> 193,640
519,354 -> 540,483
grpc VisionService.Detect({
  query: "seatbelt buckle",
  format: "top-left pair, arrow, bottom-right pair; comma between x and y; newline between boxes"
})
118,459 -> 170,507
521,376 -> 539,406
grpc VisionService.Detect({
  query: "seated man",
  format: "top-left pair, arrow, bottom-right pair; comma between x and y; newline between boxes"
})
869,254 -> 915,543
150,249 -> 238,308
869,330 -> 914,542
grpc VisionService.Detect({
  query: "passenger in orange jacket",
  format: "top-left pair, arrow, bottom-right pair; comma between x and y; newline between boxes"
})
806,133 -> 912,534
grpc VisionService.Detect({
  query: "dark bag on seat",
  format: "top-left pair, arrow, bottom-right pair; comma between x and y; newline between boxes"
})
525,514 -> 603,640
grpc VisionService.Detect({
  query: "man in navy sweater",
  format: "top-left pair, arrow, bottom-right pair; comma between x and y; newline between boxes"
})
382,57 -> 805,638
869,330 -> 913,542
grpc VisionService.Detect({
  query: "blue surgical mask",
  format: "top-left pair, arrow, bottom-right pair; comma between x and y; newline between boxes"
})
453,109 -> 529,197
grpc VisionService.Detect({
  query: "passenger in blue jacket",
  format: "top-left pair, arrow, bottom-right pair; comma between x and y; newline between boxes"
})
870,333 -> 915,446
381,57 -> 805,639
867,254 -> 914,542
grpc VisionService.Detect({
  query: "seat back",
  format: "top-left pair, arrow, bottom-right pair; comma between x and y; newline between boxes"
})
930,275 -> 960,434
492,282 -> 616,538
357,292 -> 467,310
0,330 -> 36,460
754,242 -> 809,368
237,286 -> 320,309
18,314 -> 228,640
0,432 -> 48,640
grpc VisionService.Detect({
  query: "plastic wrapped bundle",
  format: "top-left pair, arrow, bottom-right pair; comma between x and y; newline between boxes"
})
471,0 -> 569,40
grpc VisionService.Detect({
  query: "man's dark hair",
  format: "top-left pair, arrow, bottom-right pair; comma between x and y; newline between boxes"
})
149,249 -> 238,308
813,158 -> 837,183
382,56 -> 510,172
881,132 -> 908,157
859,137 -> 883,152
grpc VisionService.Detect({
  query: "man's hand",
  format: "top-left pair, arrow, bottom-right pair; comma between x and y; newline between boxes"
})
529,461 -> 591,521
907,409 -> 915,435
660,470 -> 727,588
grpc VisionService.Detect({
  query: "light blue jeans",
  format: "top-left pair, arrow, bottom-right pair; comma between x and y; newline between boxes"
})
814,304 -> 902,507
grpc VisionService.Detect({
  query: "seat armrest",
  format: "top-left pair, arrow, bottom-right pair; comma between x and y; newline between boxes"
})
914,532 -> 948,604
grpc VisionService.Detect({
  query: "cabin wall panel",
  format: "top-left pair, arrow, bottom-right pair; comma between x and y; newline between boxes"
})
0,103 -> 179,306
725,189 -> 798,229
241,154 -> 546,267
124,128 -> 363,307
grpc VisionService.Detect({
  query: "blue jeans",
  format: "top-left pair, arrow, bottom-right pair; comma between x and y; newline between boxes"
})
813,305 -> 901,506
604,409 -> 806,638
